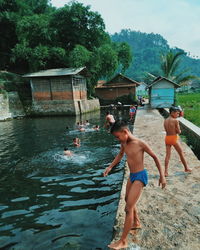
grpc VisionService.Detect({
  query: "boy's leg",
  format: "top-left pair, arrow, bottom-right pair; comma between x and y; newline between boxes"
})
125,179 -> 141,229
165,145 -> 171,176
173,142 -> 192,172
132,206 -> 141,229
108,180 -> 143,249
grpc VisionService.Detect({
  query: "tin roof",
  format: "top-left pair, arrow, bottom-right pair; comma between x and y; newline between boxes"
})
106,73 -> 140,86
23,67 -> 88,78
96,73 -> 140,89
147,76 -> 180,88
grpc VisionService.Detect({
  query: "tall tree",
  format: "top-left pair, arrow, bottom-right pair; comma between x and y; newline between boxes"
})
160,50 -> 197,85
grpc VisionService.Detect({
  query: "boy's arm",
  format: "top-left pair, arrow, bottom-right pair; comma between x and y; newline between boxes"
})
103,145 -> 124,177
175,120 -> 181,134
142,141 -> 166,188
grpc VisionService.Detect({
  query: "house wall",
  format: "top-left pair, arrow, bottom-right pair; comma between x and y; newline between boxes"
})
95,86 -> 136,104
150,80 -> 175,108
31,76 -> 87,102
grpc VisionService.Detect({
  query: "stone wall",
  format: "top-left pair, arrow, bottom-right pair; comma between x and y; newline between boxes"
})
74,99 -> 100,115
31,98 -> 100,116
0,92 -> 100,119
0,92 -> 25,121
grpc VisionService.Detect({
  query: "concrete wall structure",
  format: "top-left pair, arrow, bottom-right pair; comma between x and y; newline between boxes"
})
31,98 -> 100,116
0,92 -> 25,121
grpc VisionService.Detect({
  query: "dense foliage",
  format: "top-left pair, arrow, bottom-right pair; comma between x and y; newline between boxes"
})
177,93 -> 200,127
0,0 -> 132,95
111,29 -> 200,82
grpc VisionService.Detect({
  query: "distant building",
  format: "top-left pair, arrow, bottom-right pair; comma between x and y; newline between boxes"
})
23,67 -> 100,115
147,76 -> 180,108
95,73 -> 140,105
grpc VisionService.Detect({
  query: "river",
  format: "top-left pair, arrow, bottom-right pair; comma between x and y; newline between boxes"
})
0,110 -> 130,249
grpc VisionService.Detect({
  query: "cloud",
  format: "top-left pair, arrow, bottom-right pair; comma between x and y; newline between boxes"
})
51,0 -> 200,57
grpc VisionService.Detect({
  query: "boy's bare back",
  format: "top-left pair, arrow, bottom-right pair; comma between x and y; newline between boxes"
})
164,117 -> 181,135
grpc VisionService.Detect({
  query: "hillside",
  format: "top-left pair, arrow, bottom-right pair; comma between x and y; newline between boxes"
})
111,29 -> 200,82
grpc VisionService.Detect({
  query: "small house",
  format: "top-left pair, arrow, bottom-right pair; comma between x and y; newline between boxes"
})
23,67 -> 100,115
147,76 -> 180,108
95,73 -> 140,105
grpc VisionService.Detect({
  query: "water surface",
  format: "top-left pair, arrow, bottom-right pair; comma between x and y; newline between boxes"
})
0,110 -> 129,249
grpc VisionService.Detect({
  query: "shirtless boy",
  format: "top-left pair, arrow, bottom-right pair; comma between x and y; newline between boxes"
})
105,111 -> 115,129
64,148 -> 73,156
73,138 -> 80,147
164,106 -> 192,176
103,120 -> 166,249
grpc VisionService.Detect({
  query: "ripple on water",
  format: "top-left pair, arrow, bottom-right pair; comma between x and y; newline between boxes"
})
11,197 -> 30,202
1,210 -> 31,219
0,112 -> 127,249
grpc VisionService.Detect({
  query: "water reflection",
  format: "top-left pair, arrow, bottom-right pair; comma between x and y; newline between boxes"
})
0,110 -> 129,249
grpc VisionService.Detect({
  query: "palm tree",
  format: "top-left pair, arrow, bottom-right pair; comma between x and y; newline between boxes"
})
160,50 -> 197,85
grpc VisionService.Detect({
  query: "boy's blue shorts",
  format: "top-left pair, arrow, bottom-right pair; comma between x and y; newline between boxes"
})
130,169 -> 148,186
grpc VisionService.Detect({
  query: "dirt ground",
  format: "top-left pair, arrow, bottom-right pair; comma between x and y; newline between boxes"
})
111,108 -> 200,250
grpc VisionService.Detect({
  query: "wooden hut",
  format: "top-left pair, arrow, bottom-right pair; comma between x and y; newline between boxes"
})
147,76 -> 180,108
23,67 -> 100,115
95,73 -> 140,105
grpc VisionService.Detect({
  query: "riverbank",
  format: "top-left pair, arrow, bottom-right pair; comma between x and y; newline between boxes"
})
111,108 -> 200,249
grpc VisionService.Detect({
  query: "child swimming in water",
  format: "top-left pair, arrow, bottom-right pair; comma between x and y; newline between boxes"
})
73,138 -> 80,147
103,120 -> 166,249
64,148 -> 73,156
93,125 -> 100,131
164,106 -> 192,176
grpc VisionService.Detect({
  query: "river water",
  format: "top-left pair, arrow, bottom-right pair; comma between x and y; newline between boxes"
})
0,110 -> 130,249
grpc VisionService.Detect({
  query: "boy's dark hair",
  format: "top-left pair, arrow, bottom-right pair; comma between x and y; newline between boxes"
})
169,106 -> 180,113
110,120 -> 129,134
64,147 -> 68,151
106,111 -> 110,115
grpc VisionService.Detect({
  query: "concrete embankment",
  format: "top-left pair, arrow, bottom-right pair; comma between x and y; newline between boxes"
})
111,108 -> 200,249
0,92 -> 25,121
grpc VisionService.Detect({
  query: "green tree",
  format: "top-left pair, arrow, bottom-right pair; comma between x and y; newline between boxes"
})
161,50 -> 197,85
68,45 -> 91,68
49,1 -> 107,51
117,42 -> 132,73
97,44 -> 118,78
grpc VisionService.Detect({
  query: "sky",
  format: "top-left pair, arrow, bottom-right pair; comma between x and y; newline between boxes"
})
51,0 -> 200,58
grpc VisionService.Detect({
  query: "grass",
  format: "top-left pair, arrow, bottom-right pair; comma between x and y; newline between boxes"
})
176,92 -> 200,127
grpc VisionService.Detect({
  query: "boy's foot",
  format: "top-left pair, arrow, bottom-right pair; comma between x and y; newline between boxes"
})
108,239 -> 128,249
132,222 -> 142,229
185,168 -> 192,173
164,172 -> 169,177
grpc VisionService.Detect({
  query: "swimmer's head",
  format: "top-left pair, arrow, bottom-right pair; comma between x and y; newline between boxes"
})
110,120 -> 130,142
64,147 -> 68,151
